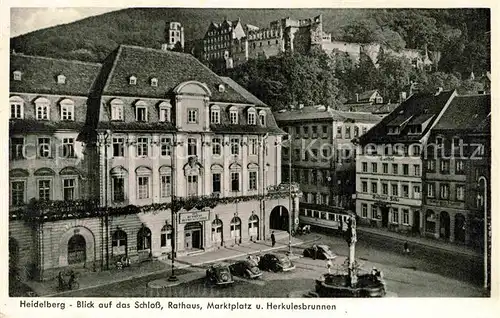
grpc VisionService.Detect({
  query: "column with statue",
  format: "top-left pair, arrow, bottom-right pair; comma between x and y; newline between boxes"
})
345,213 -> 357,287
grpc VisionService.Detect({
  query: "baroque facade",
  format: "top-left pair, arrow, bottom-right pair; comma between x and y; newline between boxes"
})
9,45 -> 299,282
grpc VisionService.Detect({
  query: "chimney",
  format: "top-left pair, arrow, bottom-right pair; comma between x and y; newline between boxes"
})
435,87 -> 443,95
355,93 -> 359,102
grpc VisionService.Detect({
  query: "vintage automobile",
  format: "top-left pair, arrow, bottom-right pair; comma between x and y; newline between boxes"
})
258,253 -> 295,272
229,260 -> 263,279
206,263 -> 234,286
303,244 -> 337,260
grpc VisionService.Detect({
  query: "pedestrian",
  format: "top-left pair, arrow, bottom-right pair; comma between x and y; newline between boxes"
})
404,241 -> 410,254
312,244 -> 318,260
271,231 -> 276,247
326,259 -> 333,274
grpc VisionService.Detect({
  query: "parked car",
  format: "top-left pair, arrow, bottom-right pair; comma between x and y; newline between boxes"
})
229,260 -> 263,279
303,244 -> 337,260
258,253 -> 295,272
206,263 -> 234,286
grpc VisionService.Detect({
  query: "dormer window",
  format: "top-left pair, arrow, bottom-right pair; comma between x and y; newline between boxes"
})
218,84 -> 225,93
151,78 -> 158,87
135,101 -> 148,122
229,106 -> 238,124
129,76 -> 137,85
210,105 -> 221,124
158,101 -> 172,122
57,74 -> 66,84
13,71 -> 22,81
34,97 -> 50,120
60,99 -> 75,121
247,108 -> 256,125
258,110 -> 266,126
375,96 -> 383,104
110,99 -> 124,121
10,96 -> 24,119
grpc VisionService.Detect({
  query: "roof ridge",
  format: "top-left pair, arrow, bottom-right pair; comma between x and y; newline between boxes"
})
102,46 -> 123,94
11,53 -> 102,66
118,44 -> 191,58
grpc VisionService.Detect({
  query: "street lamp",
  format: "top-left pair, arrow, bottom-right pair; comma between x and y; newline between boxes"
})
478,176 -> 488,291
168,197 -> 178,282
288,133 -> 293,256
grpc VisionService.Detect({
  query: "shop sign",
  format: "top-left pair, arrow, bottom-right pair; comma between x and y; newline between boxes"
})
427,199 -> 463,208
380,156 -> 395,161
372,194 -> 399,202
179,211 -> 210,224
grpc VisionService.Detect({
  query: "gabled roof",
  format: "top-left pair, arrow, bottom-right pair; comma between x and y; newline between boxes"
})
10,53 -> 101,96
358,90 -> 456,144
345,89 -> 379,104
432,94 -> 491,132
98,45 -> 254,104
273,106 -> 381,124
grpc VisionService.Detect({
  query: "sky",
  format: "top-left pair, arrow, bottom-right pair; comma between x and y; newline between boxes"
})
10,7 -> 120,37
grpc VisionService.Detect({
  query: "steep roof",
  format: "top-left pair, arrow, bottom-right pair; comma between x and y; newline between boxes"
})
99,45 -> 255,104
220,77 -> 267,106
10,53 -> 101,96
433,94 -> 491,132
358,90 -> 456,144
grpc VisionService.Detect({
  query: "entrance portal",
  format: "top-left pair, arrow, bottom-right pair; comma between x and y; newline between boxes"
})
440,211 -> 451,240
185,222 -> 203,249
413,210 -> 421,234
270,206 -> 289,231
381,207 -> 389,227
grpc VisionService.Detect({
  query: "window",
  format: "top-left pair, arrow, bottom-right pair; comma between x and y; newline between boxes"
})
187,175 -> 198,196
10,97 -> 24,119
188,138 -> 197,156
212,138 -> 221,155
414,164 -> 420,176
362,127 -> 367,135
427,183 -> 435,198
229,108 -> 238,124
336,126 -> 342,138
111,100 -> 124,121
35,99 -> 50,120
392,184 -> 398,196
362,181 -> 368,193
354,126 -> 359,137
188,109 -> 198,123
413,185 -> 421,199
382,183 -> 389,195
412,145 -> 420,156
160,175 -> 171,198
259,111 -> 266,126
57,74 -> 66,84
362,162 -> 368,173
312,126 -> 318,137
60,99 -> 74,120
402,164 -> 409,175
13,70 -> 22,81
129,76 -> 137,85
402,185 -> 409,198
362,204 -> 368,218
345,126 -> 351,139
371,206 -> 378,219
137,176 -> 150,199
160,225 -> 172,248
10,138 -> 24,160
161,137 -> 172,156
231,172 -> 240,191
322,125 -> 328,138
63,178 -> 76,200
112,176 -> 125,202
249,138 -> 257,155
11,181 -> 25,206
455,160 -> 465,174
248,111 -> 256,125
383,163 -> 388,174
371,182 -> 378,194
137,227 -> 151,251
440,160 -> 450,174
151,78 -> 158,87
392,164 -> 398,175
402,209 -> 410,225
38,179 -> 51,201
112,138 -> 125,157
322,194 -> 329,205
38,137 -> 51,158
211,107 -> 221,124
371,163 -> 377,173
456,185 -> 464,201
427,160 -> 436,172
159,104 -> 171,122
436,136 -> 444,148
249,171 -> 257,190
440,184 -> 449,199
391,208 -> 399,224
230,138 -> 239,155
137,137 -> 149,157
136,106 -> 148,122
212,173 -> 221,193
303,127 -> 309,138
62,138 -> 75,158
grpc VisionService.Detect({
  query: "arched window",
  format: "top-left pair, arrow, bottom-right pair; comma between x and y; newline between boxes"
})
112,229 -> 127,255
210,105 -> 221,124
110,99 -> 124,121
160,224 -> 172,248
67,234 -> 86,264
60,98 -> 75,121
158,101 -> 172,122
10,96 -> 24,119
247,107 -> 256,125
159,166 -> 172,198
258,110 -> 266,126
111,166 -> 128,202
136,166 -> 152,200
212,219 -> 223,245
248,214 -> 259,240
135,100 -> 148,122
230,217 -> 242,242
137,226 -> 152,251
34,97 -> 50,120
229,106 -> 238,124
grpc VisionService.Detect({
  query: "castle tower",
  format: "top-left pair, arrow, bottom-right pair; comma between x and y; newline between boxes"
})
162,21 -> 184,51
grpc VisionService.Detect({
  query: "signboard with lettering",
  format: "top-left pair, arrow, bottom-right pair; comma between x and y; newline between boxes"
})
427,199 -> 464,208
372,194 -> 399,202
179,211 -> 210,224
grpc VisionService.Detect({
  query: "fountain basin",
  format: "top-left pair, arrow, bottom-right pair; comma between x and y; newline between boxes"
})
314,273 -> 386,298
